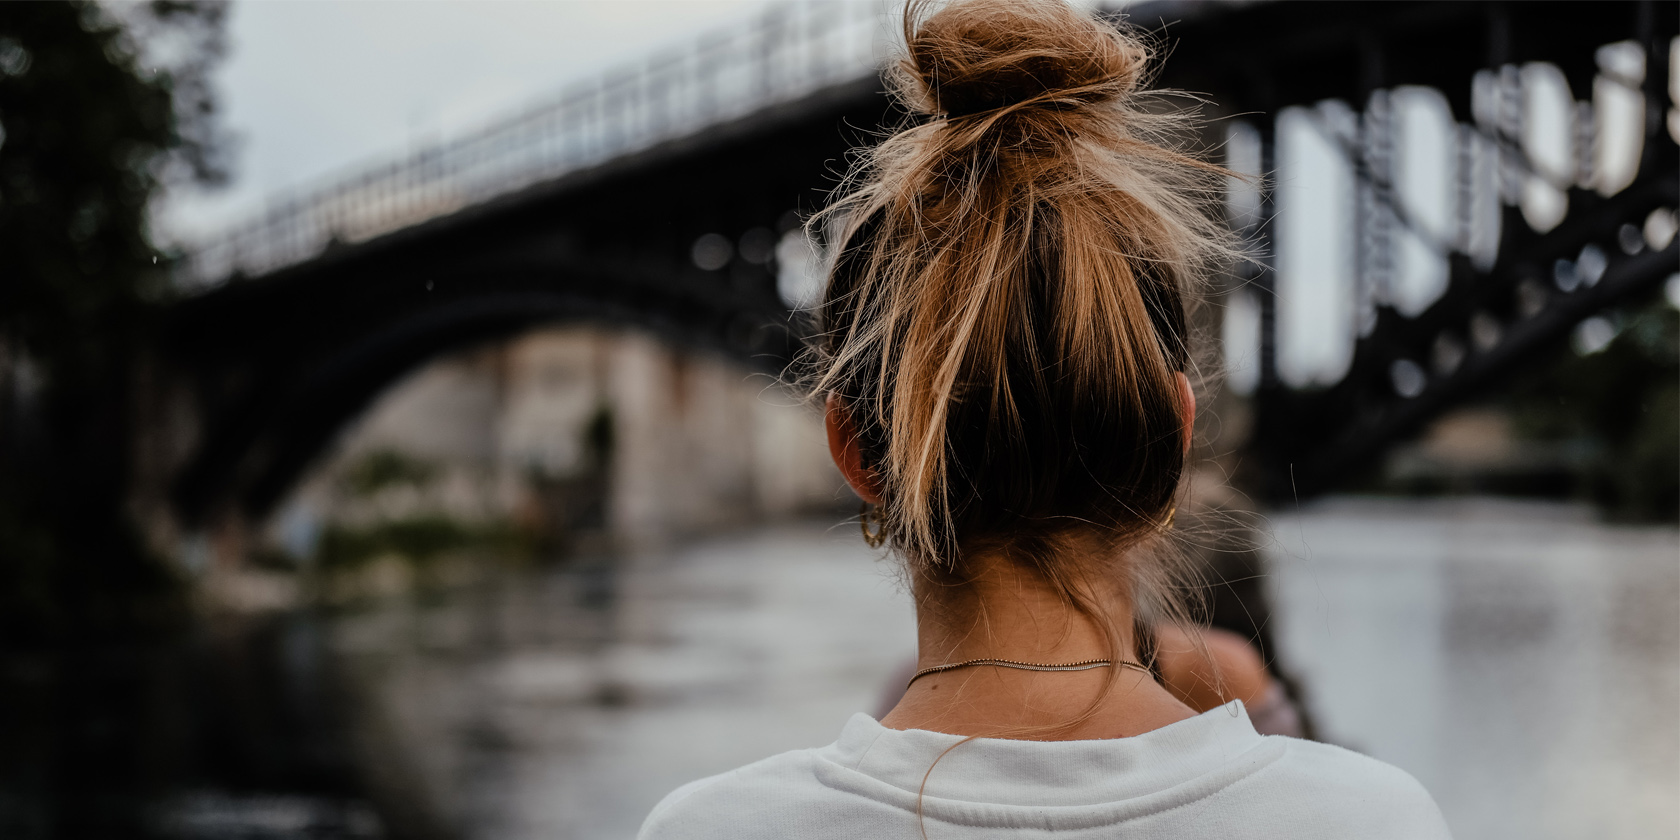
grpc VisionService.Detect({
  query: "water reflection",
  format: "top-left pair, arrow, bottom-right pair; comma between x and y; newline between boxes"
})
322,499 -> 1675,840
327,523 -> 914,840
1268,497 -> 1679,840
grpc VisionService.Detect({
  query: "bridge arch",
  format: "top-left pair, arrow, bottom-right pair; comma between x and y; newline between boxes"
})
167,259 -> 802,526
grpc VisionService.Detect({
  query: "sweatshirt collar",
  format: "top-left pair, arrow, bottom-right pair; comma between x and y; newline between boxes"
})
817,701 -> 1268,808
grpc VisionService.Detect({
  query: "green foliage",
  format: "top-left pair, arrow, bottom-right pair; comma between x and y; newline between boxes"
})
314,515 -> 531,571
341,448 -> 438,497
1501,297 -> 1679,521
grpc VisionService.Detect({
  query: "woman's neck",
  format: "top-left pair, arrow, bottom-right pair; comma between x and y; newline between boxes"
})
879,548 -> 1197,740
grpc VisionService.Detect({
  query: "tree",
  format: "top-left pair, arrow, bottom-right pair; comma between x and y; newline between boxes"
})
0,0 -> 227,638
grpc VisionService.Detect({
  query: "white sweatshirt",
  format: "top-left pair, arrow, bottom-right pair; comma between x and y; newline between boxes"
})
639,702 -> 1452,839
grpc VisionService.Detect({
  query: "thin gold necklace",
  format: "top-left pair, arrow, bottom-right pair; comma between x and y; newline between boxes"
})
906,657 -> 1151,689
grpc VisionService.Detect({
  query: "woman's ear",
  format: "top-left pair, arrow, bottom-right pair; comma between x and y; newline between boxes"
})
825,393 -> 884,504
1175,372 -> 1196,455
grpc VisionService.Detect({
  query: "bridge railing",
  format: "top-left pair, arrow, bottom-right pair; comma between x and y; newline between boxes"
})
179,1 -> 883,286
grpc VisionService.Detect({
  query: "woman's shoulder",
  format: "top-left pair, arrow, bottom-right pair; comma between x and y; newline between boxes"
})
1242,735 -> 1451,837
636,748 -> 841,840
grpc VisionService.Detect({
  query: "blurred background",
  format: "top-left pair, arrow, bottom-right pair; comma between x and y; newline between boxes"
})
0,1 -> 1675,838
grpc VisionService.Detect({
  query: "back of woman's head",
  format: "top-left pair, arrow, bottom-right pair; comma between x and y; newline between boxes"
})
812,0 -> 1233,598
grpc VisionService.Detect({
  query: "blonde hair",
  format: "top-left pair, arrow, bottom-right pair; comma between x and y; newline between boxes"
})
810,0 -> 1236,672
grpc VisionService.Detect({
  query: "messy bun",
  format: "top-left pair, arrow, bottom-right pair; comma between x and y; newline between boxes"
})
901,0 -> 1145,119
810,0 -> 1235,645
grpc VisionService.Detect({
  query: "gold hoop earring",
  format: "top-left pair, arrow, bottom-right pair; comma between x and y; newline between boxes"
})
860,501 -> 887,549
1161,506 -> 1177,531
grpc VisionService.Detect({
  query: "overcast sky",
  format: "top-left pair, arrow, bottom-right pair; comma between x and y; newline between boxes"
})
159,0 -> 796,241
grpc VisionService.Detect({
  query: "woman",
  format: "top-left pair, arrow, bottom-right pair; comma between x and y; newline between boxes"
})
640,0 -> 1450,836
